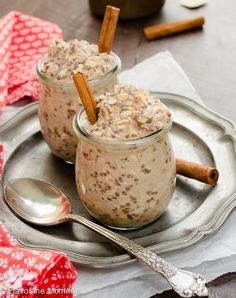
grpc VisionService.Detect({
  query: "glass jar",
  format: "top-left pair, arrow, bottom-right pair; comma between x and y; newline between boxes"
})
36,53 -> 121,163
73,109 -> 176,230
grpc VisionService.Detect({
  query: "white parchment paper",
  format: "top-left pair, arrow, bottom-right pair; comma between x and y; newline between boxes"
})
73,52 -> 236,297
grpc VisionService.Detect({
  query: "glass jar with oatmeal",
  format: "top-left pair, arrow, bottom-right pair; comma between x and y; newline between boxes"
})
36,39 -> 121,163
73,84 -> 176,230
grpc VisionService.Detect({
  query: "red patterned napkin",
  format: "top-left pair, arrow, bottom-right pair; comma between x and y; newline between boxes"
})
0,11 -> 63,110
0,222 -> 77,297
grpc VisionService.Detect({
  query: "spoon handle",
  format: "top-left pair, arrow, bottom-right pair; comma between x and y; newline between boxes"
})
67,214 -> 208,297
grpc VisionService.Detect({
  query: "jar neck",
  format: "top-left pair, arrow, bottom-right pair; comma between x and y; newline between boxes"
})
36,52 -> 121,87
73,109 -> 172,151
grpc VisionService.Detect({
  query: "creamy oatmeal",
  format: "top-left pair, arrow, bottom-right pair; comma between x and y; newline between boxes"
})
40,39 -> 116,81
37,39 -> 121,163
74,84 -> 176,229
83,84 -> 171,139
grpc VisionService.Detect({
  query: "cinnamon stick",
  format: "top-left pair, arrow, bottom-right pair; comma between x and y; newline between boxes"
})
98,5 -> 120,53
144,16 -> 205,40
72,73 -> 98,124
176,158 -> 219,186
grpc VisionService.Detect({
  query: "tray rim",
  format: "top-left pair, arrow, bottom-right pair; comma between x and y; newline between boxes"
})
1,92 -> 236,268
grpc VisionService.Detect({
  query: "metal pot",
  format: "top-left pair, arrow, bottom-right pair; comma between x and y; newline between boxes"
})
89,0 -> 165,20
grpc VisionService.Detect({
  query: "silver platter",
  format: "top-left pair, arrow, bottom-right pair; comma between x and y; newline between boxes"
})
1,93 -> 236,268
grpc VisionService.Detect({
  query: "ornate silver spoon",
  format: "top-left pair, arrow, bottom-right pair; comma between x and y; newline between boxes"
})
4,178 -> 208,297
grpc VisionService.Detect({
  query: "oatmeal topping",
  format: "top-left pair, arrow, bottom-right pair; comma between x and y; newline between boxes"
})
82,84 -> 171,140
40,39 -> 116,81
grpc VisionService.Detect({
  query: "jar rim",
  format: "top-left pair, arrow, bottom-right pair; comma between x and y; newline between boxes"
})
73,109 -> 172,149
36,52 -> 121,86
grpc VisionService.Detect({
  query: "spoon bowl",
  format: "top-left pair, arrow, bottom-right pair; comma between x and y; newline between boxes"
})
4,177 -> 208,297
4,178 -> 71,225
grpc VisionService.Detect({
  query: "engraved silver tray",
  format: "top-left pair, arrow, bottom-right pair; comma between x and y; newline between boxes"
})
1,92 -> 236,268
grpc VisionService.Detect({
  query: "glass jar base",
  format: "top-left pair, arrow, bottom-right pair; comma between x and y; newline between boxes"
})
64,159 -> 75,165
81,199 -> 168,230
96,212 -> 165,231
50,150 -> 76,165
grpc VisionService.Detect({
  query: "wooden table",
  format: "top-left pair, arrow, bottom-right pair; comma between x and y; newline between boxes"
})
1,0 -> 236,297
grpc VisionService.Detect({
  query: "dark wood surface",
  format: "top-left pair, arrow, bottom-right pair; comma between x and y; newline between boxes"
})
1,0 -> 236,297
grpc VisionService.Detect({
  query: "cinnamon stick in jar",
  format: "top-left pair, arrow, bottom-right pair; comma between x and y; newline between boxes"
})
98,5 -> 120,53
176,158 -> 219,186
72,73 -> 98,124
144,16 -> 205,40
